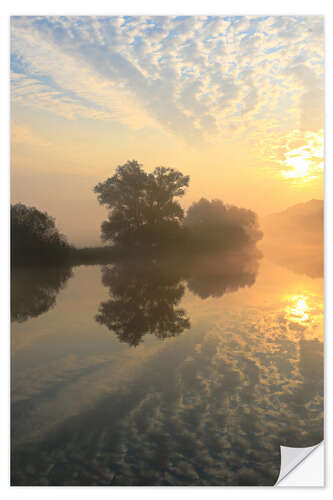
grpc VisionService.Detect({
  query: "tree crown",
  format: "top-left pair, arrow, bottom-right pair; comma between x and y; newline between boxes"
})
94,160 -> 190,244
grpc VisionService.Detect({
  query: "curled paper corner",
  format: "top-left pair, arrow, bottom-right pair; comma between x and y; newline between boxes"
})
275,442 -> 324,486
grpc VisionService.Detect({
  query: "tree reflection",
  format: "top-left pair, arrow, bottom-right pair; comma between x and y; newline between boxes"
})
96,259 -> 190,346
11,266 -> 73,323
185,248 -> 261,299
96,247 -> 261,346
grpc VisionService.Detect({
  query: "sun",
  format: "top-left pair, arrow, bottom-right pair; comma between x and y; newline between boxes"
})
282,153 -> 310,179
280,131 -> 323,182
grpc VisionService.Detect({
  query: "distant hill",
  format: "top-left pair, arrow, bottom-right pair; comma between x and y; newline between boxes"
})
261,200 -> 323,278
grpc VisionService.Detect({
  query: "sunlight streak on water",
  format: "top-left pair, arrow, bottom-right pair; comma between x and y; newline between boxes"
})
285,295 -> 309,322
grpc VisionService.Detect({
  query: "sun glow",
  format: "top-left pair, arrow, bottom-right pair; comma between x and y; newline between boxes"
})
282,152 -> 311,179
280,131 -> 324,182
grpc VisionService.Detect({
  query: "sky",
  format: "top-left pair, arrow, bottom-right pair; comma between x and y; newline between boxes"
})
10,15 -> 324,246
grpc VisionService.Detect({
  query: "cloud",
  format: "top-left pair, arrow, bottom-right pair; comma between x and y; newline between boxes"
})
11,15 -> 324,144
284,63 -> 324,131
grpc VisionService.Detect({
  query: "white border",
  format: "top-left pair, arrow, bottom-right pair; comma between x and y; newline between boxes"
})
1,1 -> 332,497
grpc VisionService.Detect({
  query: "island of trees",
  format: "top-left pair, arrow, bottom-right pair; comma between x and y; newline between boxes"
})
11,160 -> 263,266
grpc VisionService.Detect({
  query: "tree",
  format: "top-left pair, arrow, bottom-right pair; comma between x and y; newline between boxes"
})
184,198 -> 263,253
11,203 -> 71,265
94,160 -> 190,247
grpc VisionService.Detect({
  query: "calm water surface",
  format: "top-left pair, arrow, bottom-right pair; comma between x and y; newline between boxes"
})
11,253 -> 323,485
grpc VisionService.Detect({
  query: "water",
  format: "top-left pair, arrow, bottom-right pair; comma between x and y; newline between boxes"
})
11,253 -> 323,486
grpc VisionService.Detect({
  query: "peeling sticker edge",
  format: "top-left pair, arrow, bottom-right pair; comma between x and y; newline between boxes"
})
275,441 -> 323,485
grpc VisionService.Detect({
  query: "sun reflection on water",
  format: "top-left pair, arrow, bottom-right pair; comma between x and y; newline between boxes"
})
285,295 -> 310,322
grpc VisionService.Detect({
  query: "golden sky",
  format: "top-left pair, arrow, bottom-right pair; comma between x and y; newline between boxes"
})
11,16 -> 324,246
